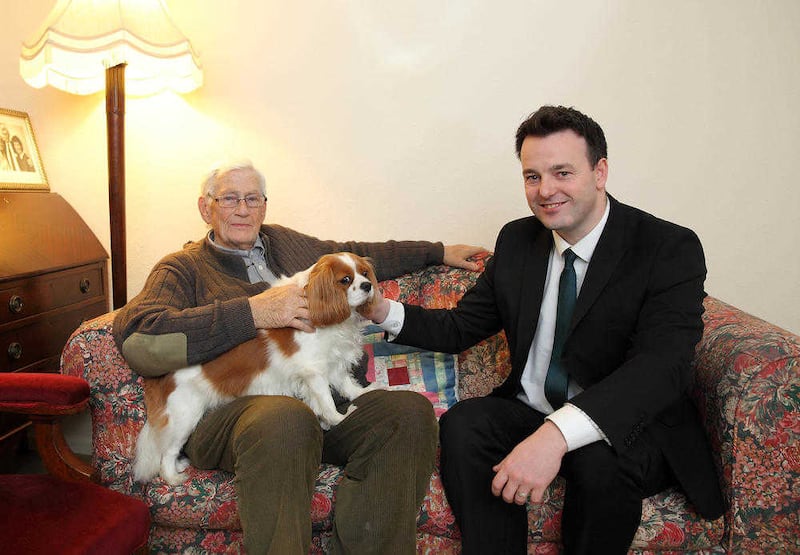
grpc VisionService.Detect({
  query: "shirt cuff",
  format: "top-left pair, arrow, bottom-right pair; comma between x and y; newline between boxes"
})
545,403 -> 609,451
376,299 -> 405,340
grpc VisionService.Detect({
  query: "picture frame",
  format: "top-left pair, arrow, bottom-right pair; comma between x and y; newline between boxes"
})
0,108 -> 48,191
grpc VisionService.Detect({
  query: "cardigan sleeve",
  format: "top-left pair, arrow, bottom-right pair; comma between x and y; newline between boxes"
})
263,224 -> 444,281
112,249 -> 261,377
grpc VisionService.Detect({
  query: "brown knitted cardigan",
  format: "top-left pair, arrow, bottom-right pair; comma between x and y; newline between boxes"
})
113,224 -> 443,377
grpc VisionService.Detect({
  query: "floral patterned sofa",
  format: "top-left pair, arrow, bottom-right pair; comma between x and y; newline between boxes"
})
60,253 -> 799,554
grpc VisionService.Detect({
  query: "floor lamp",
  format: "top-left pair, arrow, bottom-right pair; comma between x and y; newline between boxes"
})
20,0 -> 202,309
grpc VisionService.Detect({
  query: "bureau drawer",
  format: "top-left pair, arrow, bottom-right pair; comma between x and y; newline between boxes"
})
1,299 -> 107,373
1,264 -> 106,325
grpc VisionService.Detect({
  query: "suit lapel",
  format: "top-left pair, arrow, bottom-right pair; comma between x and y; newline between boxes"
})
513,228 -> 552,369
571,196 -> 629,329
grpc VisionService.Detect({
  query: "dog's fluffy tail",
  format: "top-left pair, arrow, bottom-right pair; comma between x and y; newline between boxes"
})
133,421 -> 161,482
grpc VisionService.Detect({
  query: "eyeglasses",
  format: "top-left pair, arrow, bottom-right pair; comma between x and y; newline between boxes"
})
210,194 -> 267,209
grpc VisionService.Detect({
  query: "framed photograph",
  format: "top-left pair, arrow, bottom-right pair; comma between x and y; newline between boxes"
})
0,108 -> 48,191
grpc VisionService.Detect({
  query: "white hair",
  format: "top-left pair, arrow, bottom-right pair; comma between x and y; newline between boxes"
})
201,160 -> 267,198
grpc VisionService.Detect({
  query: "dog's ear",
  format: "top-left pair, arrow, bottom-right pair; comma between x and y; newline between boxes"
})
356,257 -> 381,317
306,260 -> 351,327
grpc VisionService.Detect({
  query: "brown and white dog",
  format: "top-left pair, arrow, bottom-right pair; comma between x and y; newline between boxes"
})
133,252 -> 381,485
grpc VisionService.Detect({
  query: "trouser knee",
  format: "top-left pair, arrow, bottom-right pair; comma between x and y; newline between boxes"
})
440,398 -> 478,441
332,390 -> 437,481
560,440 -> 652,554
388,390 -> 438,438
232,396 -> 323,463
355,389 -> 437,441
439,397 -> 503,456
563,441 -> 639,499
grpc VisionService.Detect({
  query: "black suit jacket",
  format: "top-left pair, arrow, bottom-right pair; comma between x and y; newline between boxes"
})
397,196 -> 724,518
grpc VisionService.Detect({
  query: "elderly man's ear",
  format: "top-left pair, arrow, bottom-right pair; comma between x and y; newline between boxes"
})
198,196 -> 212,224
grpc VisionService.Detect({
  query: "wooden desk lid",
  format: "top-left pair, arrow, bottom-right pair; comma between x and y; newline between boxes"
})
0,192 -> 108,280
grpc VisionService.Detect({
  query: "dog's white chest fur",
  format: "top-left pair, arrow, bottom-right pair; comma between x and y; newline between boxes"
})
246,318 -> 365,397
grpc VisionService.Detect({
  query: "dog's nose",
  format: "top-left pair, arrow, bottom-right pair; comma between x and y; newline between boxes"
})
360,282 -> 372,293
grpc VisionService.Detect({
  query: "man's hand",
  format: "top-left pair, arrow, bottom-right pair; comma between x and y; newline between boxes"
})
358,287 -> 391,324
249,284 -> 314,333
491,421 -> 567,505
443,244 -> 488,271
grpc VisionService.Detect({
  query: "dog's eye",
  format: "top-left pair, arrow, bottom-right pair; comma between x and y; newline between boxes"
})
362,270 -> 369,277
340,276 -> 352,285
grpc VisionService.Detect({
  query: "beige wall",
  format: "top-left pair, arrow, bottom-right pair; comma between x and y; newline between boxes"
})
2,0 -> 798,334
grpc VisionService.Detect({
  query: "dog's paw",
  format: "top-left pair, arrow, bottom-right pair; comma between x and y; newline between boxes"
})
175,456 -> 191,473
132,460 -> 158,483
320,411 -> 346,430
162,470 -> 188,486
160,458 -> 189,486
360,382 -> 386,395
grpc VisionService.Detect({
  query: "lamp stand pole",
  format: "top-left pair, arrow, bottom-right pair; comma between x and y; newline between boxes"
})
106,63 -> 127,309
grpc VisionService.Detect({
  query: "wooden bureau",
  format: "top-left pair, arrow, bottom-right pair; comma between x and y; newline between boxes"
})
0,191 -> 108,468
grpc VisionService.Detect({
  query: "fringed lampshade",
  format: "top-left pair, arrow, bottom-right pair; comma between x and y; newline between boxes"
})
20,0 -> 202,308
20,0 -> 202,96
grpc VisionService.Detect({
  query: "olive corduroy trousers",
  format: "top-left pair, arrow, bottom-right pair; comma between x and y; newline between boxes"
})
184,389 -> 438,554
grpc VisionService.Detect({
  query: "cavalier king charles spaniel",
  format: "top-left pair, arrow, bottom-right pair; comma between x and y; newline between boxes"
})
134,252 -> 382,485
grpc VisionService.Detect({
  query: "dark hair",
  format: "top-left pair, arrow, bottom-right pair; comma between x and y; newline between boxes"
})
515,105 -> 607,166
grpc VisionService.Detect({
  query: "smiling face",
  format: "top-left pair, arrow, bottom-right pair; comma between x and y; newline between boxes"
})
198,167 -> 267,250
521,129 -> 608,244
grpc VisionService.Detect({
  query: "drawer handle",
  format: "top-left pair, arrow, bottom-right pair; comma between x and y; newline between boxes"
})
8,295 -> 24,314
80,278 -> 91,294
8,342 -> 23,361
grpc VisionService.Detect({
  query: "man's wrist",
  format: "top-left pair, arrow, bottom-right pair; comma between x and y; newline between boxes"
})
376,300 -> 405,338
540,420 -> 568,456
369,299 -> 391,323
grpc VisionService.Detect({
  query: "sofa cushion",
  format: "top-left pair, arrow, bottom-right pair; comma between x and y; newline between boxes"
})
361,324 -> 458,417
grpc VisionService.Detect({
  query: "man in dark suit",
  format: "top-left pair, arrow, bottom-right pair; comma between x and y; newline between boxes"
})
365,106 -> 724,554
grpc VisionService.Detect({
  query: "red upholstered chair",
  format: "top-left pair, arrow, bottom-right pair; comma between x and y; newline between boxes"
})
0,373 -> 150,555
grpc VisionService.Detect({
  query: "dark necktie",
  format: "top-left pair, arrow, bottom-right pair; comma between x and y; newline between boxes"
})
544,248 -> 577,410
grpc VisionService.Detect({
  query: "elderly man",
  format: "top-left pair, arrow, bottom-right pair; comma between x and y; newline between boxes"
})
365,106 -> 724,554
113,160 -> 484,555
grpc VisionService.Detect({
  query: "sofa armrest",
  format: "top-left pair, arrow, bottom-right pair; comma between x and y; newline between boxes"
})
60,311 -> 146,493
692,296 -> 800,553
